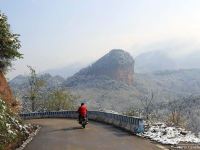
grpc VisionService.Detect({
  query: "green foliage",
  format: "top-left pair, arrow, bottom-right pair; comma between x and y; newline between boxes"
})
0,12 -> 23,73
46,89 -> 77,111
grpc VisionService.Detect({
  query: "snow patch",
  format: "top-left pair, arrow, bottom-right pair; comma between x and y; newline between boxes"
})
138,122 -> 200,145
16,125 -> 40,150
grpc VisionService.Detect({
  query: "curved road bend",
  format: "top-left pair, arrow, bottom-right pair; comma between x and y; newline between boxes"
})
24,119 -> 167,150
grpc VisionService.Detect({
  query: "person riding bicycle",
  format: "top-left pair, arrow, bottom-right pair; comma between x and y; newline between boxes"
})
77,103 -> 88,123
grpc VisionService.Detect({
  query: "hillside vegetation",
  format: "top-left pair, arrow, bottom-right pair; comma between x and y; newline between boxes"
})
0,98 -> 34,150
9,50 -> 200,134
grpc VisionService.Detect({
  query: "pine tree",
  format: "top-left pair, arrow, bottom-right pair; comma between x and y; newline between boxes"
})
0,12 -> 23,73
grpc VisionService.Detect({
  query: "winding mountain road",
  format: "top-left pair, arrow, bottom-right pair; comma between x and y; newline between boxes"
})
24,119 -> 167,150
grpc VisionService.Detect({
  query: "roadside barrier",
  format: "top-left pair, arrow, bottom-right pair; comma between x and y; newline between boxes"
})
20,111 -> 144,133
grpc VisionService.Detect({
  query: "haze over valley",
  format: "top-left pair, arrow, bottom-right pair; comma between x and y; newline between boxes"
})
10,49 -> 200,112
43,48 -> 200,78
3,1 -> 200,149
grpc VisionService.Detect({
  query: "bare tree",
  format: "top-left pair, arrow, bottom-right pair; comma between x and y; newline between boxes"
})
167,98 -> 185,126
140,91 -> 155,120
27,66 -> 45,112
123,106 -> 142,117
187,111 -> 200,134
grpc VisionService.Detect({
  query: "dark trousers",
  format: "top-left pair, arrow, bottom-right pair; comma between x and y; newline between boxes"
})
78,114 -> 88,122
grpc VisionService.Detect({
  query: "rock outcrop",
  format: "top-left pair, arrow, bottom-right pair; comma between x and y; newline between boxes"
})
74,49 -> 135,85
0,71 -> 15,106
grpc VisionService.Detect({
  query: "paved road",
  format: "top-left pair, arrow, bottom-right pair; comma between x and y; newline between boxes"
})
24,119 -> 167,150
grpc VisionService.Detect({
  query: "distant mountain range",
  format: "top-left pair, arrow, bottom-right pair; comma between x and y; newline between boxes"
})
135,50 -> 200,73
44,50 -> 200,77
135,50 -> 177,73
44,63 -> 88,78
9,49 -> 200,112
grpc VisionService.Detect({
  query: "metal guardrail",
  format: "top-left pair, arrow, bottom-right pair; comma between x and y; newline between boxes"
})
20,111 -> 144,133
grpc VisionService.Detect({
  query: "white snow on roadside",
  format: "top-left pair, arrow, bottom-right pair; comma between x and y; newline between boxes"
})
0,97 -> 34,148
16,125 -> 41,150
138,122 -> 200,145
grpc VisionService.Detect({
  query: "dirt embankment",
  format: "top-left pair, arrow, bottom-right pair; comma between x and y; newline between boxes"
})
0,71 -> 18,110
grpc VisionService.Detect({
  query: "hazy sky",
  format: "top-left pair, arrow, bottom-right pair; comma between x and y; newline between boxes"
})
1,0 -> 200,79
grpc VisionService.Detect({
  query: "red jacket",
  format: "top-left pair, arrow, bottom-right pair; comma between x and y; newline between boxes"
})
78,104 -> 87,117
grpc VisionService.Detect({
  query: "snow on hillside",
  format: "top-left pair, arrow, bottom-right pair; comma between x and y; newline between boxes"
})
0,98 -> 34,149
138,122 -> 200,145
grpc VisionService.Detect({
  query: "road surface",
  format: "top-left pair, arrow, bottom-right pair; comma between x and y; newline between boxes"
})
24,119 -> 167,150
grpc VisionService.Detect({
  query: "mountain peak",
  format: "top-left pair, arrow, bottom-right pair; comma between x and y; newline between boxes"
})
68,49 -> 135,85
109,49 -> 126,54
104,49 -> 134,65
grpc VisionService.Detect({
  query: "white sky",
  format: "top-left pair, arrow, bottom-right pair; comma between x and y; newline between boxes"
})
1,0 -> 200,79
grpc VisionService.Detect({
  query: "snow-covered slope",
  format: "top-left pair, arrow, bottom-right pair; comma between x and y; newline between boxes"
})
0,98 -> 33,150
138,122 -> 200,145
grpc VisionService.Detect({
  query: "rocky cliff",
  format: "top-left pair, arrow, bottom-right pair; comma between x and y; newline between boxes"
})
67,49 -> 135,85
0,71 -> 14,106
